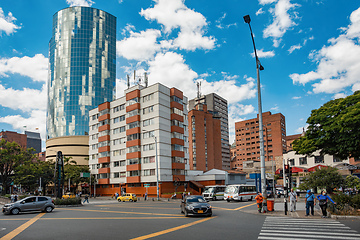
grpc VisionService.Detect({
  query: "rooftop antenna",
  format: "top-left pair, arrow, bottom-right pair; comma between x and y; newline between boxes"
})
127,75 -> 130,88
197,81 -> 201,99
144,72 -> 148,87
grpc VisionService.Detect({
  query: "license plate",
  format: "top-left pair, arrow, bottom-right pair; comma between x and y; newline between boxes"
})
198,210 -> 203,213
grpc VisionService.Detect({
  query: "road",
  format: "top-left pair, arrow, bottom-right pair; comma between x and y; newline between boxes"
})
0,199 -> 359,240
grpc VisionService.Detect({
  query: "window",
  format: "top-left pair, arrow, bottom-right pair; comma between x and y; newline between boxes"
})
172,144 -> 183,151
143,106 -> 154,114
128,170 -> 140,177
127,133 -> 140,141
143,169 -> 155,176
120,160 -> 126,166
315,155 -> 324,163
114,172 -> 120,178
113,104 -> 125,113
100,119 -> 109,126
128,158 -> 140,165
143,118 -> 154,127
172,157 -> 184,163
143,156 -> 155,163
113,161 -> 120,167
143,143 -> 155,151
171,96 -> 183,104
299,157 -> 307,165
120,172 -> 126,178
171,108 -> 183,115
114,115 -> 125,123
143,93 -> 154,102
92,114 -> 99,120
127,121 -> 139,129
127,97 -> 139,106
333,157 -> 343,163
171,119 -> 183,127
113,138 -> 126,145
99,130 -> 109,137
98,141 -> 110,147
171,132 -> 184,139
128,146 -> 140,153
113,126 -> 126,134
143,131 -> 154,139
99,151 -> 110,158
99,109 -> 109,116
289,159 -> 295,166
113,149 -> 125,156
127,109 -> 140,117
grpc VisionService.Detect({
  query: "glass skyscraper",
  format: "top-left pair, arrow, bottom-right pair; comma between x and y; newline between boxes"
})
47,7 -> 116,139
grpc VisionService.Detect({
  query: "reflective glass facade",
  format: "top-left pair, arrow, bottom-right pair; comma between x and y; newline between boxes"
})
47,7 -> 116,139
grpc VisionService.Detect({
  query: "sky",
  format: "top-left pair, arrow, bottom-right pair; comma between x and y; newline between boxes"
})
0,0 -> 360,149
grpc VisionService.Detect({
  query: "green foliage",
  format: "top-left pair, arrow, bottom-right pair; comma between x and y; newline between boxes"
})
14,159 -> 55,194
345,175 -> 360,189
0,139 -> 36,194
54,197 -> 82,205
331,192 -> 360,214
293,91 -> 360,159
63,156 -> 90,193
300,167 -> 344,193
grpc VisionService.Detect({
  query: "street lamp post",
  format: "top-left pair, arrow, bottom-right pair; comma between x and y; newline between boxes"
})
243,15 -> 267,210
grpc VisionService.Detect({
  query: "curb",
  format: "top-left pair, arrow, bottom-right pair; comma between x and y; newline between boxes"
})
331,215 -> 360,220
54,204 -> 83,208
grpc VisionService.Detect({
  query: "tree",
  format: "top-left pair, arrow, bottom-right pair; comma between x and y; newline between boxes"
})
345,175 -> 360,190
293,91 -> 360,160
63,156 -> 90,193
14,159 -> 55,194
0,139 -> 36,194
299,167 -> 344,194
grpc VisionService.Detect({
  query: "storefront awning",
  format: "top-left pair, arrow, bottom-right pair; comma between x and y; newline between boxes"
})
307,164 -> 328,172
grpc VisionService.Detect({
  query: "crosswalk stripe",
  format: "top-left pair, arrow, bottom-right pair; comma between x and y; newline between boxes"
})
259,216 -> 360,240
261,230 -> 360,237
259,232 -> 360,239
262,227 -> 356,232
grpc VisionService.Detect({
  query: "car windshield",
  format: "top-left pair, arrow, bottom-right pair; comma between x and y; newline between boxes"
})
187,197 -> 206,203
203,187 -> 214,193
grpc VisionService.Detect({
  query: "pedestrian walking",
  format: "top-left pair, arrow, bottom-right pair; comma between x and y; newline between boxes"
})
83,195 -> 89,204
317,190 -> 335,218
288,189 -> 298,212
305,190 -> 316,216
14,193 -> 18,202
255,192 -> 264,213
144,192 -> 147,201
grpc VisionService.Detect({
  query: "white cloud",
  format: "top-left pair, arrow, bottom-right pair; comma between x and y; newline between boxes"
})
0,8 -> 21,35
333,93 -> 347,99
0,84 -> 46,112
117,29 -> 161,61
251,49 -> 275,58
270,105 -> 279,111
0,54 -> 48,82
263,0 -> 300,47
215,13 -> 237,29
0,110 -> 46,142
259,0 -> 277,5
256,8 -> 265,16
290,7 -> 360,94
66,0 -> 94,7
295,125 -> 307,134
288,44 -> 301,53
140,0 -> 215,51
292,96 -> 301,99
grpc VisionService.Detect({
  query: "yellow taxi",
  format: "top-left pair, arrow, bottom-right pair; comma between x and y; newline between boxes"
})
117,193 -> 137,202
62,193 -> 76,199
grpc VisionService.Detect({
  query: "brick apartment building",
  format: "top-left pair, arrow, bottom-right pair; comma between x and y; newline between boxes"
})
0,130 -> 27,149
188,100 -> 222,171
89,83 -> 190,197
233,112 -> 286,171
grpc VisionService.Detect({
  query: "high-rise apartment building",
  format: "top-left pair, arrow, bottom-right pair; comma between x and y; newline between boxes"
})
234,112 -> 286,171
89,83 -> 189,197
46,7 -> 116,164
25,131 -> 41,153
188,102 -> 222,171
189,93 -> 230,169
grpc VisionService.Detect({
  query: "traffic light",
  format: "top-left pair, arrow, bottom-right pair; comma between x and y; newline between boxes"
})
284,164 -> 290,174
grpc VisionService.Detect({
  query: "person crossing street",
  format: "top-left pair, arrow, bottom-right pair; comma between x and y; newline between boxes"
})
255,192 -> 264,213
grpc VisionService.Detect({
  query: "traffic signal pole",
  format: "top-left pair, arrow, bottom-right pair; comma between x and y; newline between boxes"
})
283,158 -> 288,215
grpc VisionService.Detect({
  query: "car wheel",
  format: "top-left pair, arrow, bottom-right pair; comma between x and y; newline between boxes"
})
130,199 -> 133,202
226,199 -> 230,202
240,197 -> 243,202
11,208 -> 20,215
207,214 -> 212,217
118,199 -> 121,202
184,211 -> 188,217
45,206 -> 53,213
249,197 -> 253,201
134,200 -> 137,202
212,196 -> 216,201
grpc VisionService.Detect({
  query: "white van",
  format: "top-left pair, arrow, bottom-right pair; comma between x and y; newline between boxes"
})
202,185 -> 226,201
224,184 -> 256,202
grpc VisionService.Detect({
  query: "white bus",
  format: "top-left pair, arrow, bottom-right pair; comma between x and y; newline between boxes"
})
224,184 -> 257,202
202,185 -> 226,201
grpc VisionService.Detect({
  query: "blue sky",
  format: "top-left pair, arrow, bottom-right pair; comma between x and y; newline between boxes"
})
1,0 -> 360,148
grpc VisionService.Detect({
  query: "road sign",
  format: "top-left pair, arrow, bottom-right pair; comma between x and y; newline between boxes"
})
144,184 -> 150,187
80,172 -> 90,178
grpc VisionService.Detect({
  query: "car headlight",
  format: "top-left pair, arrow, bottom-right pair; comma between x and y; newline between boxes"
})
186,205 -> 194,210
207,205 -> 212,209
